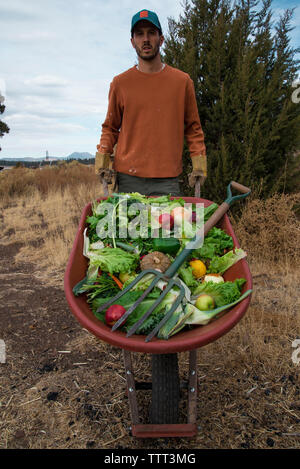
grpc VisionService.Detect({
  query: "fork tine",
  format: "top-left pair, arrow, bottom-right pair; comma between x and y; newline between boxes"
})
96,270 -> 156,314
145,288 -> 185,342
96,290 -> 127,314
126,281 -> 175,337
111,274 -> 161,332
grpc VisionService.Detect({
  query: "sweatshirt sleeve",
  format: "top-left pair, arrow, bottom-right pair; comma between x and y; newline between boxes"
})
184,77 -> 206,157
97,78 -> 123,154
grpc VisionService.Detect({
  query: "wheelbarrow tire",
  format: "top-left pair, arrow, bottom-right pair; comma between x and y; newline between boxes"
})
150,353 -> 180,424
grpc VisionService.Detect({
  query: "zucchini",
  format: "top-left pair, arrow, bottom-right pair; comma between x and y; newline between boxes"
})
115,241 -> 136,252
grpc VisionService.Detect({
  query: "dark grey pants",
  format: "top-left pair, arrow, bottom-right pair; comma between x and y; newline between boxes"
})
117,172 -> 181,197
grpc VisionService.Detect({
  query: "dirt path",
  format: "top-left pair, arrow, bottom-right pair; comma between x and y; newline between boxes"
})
0,242 -> 90,448
0,242 -> 81,366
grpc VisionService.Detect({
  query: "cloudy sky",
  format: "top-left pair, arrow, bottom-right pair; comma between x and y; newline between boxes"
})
0,0 -> 299,159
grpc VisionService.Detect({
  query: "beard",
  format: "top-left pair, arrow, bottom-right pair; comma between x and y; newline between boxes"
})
133,41 -> 161,61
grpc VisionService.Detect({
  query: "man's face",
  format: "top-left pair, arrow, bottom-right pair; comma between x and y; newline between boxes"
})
131,21 -> 164,61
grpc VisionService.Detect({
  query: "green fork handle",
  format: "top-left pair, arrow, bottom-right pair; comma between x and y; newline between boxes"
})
165,181 -> 251,278
225,181 -> 251,205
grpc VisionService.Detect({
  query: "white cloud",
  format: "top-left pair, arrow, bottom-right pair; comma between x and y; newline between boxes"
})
1,0 -> 298,158
24,75 -> 69,87
4,76 -> 109,119
5,112 -> 86,133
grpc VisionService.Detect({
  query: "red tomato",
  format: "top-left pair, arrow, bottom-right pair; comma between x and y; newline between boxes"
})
105,305 -> 126,326
158,213 -> 174,229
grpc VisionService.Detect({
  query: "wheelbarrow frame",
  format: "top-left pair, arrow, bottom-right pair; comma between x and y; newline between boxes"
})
64,185 -> 252,438
123,348 -> 199,437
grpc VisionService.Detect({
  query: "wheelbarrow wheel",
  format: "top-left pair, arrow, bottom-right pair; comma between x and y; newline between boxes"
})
150,353 -> 180,424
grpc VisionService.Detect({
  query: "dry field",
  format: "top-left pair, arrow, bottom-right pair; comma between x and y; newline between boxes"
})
0,163 -> 300,450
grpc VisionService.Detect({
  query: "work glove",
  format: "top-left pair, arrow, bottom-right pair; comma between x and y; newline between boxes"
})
99,168 -> 116,184
188,154 -> 207,187
95,151 -> 116,184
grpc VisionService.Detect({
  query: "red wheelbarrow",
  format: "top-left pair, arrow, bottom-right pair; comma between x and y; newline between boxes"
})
64,181 -> 252,438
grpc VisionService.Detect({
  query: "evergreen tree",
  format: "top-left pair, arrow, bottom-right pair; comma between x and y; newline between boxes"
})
163,0 -> 300,201
0,103 -> 9,152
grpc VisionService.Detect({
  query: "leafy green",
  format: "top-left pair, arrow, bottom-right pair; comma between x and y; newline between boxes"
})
192,278 -> 246,307
73,272 -> 119,298
88,247 -> 139,274
122,272 -> 154,291
126,287 -> 182,334
178,264 -> 198,288
207,248 -> 247,274
192,227 -> 234,260
116,192 -> 186,206
157,307 -> 189,340
123,295 -> 165,334
203,203 -> 218,221
73,275 -> 94,296
85,215 -> 102,243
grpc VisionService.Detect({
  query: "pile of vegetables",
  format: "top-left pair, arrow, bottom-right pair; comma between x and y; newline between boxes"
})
73,192 -> 251,340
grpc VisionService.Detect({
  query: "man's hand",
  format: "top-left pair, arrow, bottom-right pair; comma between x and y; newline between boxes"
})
95,151 -> 116,184
98,168 -> 116,184
188,170 -> 206,187
188,154 -> 207,187
95,151 -> 111,174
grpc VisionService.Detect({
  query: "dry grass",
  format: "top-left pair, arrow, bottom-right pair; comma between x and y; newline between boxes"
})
1,165 -> 300,449
0,162 -> 99,204
231,192 -> 300,267
0,162 -> 108,283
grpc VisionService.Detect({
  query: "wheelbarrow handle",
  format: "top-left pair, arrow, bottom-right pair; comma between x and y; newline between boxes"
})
225,180 -> 251,205
99,175 -> 109,198
194,177 -> 201,198
230,181 -> 251,194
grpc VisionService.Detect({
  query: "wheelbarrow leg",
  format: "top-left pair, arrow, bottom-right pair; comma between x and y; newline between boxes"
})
123,350 -> 139,426
188,350 -> 198,424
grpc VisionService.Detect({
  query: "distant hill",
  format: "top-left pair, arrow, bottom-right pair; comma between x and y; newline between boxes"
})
66,152 -> 94,160
0,152 -> 94,163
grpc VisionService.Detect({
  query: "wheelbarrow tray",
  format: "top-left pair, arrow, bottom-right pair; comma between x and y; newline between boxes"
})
64,196 -> 252,354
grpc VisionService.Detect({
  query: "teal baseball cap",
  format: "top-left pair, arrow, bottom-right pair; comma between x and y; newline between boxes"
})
131,9 -> 162,35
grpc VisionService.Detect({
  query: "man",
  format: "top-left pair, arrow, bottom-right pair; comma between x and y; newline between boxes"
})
95,9 -> 207,196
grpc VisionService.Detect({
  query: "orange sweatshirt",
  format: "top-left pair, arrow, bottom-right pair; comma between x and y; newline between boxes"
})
98,64 -> 206,178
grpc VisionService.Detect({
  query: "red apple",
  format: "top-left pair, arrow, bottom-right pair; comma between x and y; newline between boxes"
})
158,212 -> 174,229
105,304 -> 126,326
